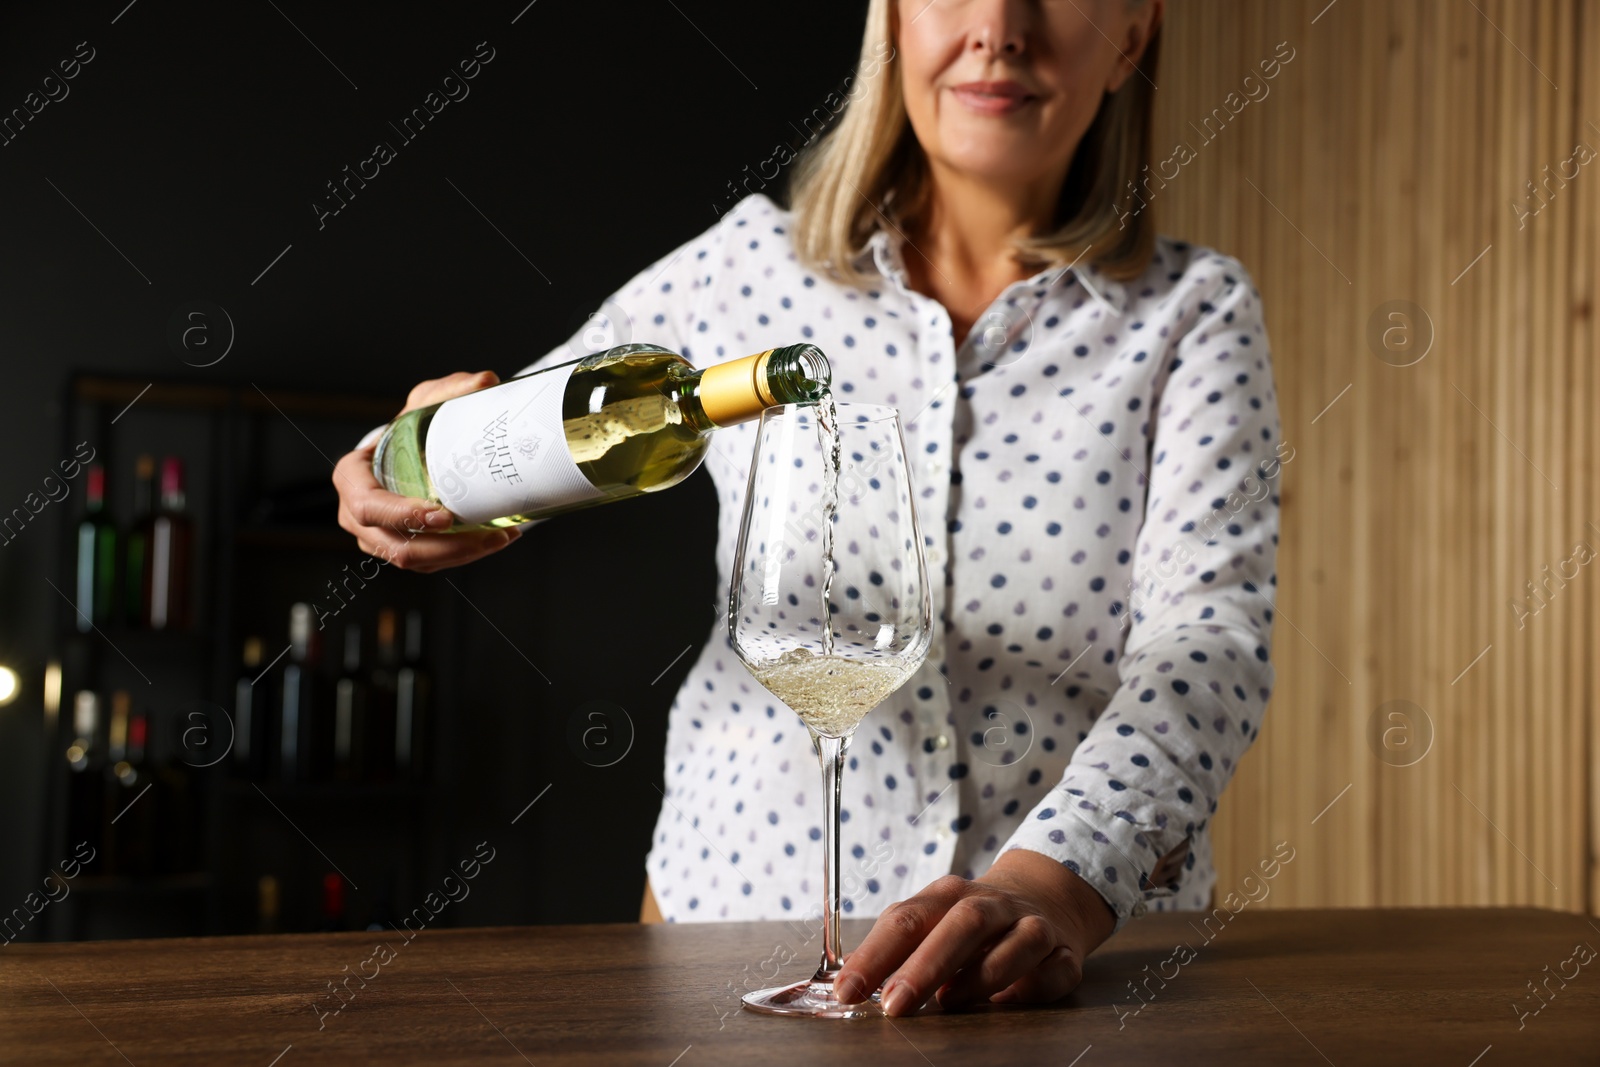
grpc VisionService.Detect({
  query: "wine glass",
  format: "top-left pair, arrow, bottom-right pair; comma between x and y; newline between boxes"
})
729,401 -> 932,1018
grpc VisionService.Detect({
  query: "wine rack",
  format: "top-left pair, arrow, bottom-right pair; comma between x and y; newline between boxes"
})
38,373 -> 458,939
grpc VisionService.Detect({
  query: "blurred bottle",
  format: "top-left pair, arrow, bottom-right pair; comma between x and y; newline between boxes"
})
234,637 -> 269,779
333,622 -> 368,781
106,698 -> 154,877
156,712 -> 200,873
75,465 -> 118,631
124,455 -> 155,626
145,457 -> 193,630
396,610 -> 431,782
368,609 -> 400,782
65,691 -> 104,876
279,603 -> 324,782
320,873 -> 346,932
257,874 -> 282,935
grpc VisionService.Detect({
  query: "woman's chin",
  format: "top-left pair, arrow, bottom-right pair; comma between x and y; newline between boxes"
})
933,148 -> 1049,187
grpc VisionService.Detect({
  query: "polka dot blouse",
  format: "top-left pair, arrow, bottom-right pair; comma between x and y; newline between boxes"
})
520,193 -> 1282,931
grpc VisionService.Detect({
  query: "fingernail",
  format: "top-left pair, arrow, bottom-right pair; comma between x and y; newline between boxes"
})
990,989 -> 1019,1004
882,982 -> 914,1016
836,975 -> 864,1004
503,526 -> 522,543
424,509 -> 452,528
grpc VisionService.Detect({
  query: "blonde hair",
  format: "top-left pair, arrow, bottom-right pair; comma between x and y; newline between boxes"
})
789,0 -> 1162,288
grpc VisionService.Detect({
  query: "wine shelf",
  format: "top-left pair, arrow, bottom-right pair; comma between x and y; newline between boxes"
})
42,371 -> 454,940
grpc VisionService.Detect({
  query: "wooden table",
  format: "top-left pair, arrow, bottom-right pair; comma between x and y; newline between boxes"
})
4,908 -> 1597,1065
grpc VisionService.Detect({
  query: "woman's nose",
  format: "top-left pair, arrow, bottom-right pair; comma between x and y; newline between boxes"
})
965,0 -> 1027,56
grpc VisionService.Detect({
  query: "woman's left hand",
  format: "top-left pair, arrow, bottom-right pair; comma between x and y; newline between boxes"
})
834,848 -> 1118,1016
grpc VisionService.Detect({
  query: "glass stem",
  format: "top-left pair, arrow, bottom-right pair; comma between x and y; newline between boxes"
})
815,732 -> 846,980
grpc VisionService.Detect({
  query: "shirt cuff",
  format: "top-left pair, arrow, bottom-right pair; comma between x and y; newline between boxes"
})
1001,771 -> 1186,934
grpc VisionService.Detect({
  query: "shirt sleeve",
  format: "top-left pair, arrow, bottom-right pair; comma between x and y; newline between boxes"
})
999,254 -> 1283,933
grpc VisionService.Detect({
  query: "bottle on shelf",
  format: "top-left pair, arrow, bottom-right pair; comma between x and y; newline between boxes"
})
395,609 -> 431,782
234,637 -> 269,779
257,875 -> 282,935
365,610 -> 399,782
145,456 -> 193,630
125,454 -> 155,627
333,622 -> 368,781
105,696 -> 154,877
155,712 -> 200,874
64,691 -> 104,876
372,343 -> 831,528
319,873 -> 346,932
279,603 -> 325,782
75,465 -> 118,632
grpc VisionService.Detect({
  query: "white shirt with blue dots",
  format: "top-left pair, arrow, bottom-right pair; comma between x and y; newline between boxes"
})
520,193 -> 1281,930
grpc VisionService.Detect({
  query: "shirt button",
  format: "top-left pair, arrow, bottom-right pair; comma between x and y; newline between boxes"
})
935,827 -> 949,841
1132,901 -> 1148,919
934,734 -> 949,750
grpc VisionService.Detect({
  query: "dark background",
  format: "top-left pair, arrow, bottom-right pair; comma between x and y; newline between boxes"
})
0,1 -> 862,936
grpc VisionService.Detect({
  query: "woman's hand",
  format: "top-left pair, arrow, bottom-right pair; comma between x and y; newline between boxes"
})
333,370 -> 521,573
835,848 -> 1118,1016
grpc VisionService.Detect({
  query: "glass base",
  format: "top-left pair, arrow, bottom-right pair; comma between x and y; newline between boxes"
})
741,975 -> 882,1018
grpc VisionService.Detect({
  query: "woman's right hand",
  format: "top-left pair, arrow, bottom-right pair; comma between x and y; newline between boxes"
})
333,370 -> 522,573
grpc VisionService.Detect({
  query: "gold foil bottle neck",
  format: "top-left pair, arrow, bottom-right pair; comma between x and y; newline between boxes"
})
699,349 -> 777,427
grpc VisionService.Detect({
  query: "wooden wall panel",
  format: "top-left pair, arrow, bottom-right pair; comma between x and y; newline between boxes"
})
1153,0 -> 1597,913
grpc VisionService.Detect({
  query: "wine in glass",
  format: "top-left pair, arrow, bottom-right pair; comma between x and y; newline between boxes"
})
729,401 -> 932,1018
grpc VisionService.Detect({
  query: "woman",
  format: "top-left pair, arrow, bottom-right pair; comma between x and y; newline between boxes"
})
335,0 -> 1282,1017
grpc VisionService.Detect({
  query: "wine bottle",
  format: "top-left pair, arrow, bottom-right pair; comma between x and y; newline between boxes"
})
75,465 -> 118,631
155,714 -> 200,874
107,699 -> 155,877
372,343 -> 830,528
333,622 -> 368,781
395,609 -> 431,782
101,691 -> 129,874
125,455 -> 155,626
145,457 -> 193,630
65,691 -> 104,876
234,637 -> 268,779
279,603 -> 324,782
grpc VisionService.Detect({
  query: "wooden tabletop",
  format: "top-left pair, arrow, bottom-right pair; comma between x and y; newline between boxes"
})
4,908 -> 1597,1065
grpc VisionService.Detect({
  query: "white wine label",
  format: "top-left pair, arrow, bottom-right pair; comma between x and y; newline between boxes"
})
423,362 -> 603,524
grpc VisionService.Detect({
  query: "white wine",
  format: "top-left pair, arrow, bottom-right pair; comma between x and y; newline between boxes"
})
750,647 -> 910,738
815,393 -> 841,656
373,343 -> 831,529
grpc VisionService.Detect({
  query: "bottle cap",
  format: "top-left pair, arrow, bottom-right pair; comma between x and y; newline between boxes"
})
289,603 -> 315,659
160,456 -> 185,498
699,345 -> 830,426
404,610 -> 425,662
73,691 -> 99,737
699,349 -> 779,426
322,873 -> 344,919
258,875 -> 280,920
86,465 -> 106,505
343,622 -> 361,673
108,692 -> 130,758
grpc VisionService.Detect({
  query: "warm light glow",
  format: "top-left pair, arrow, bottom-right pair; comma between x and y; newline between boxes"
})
0,666 -> 19,706
42,660 -> 61,721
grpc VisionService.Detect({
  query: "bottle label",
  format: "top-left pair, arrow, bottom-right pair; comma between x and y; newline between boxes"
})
423,362 -> 602,524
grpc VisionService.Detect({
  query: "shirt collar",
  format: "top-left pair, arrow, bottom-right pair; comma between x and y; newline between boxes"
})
858,225 -> 1131,317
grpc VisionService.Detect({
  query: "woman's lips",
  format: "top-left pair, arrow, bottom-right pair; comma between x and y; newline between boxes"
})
950,81 -> 1037,115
